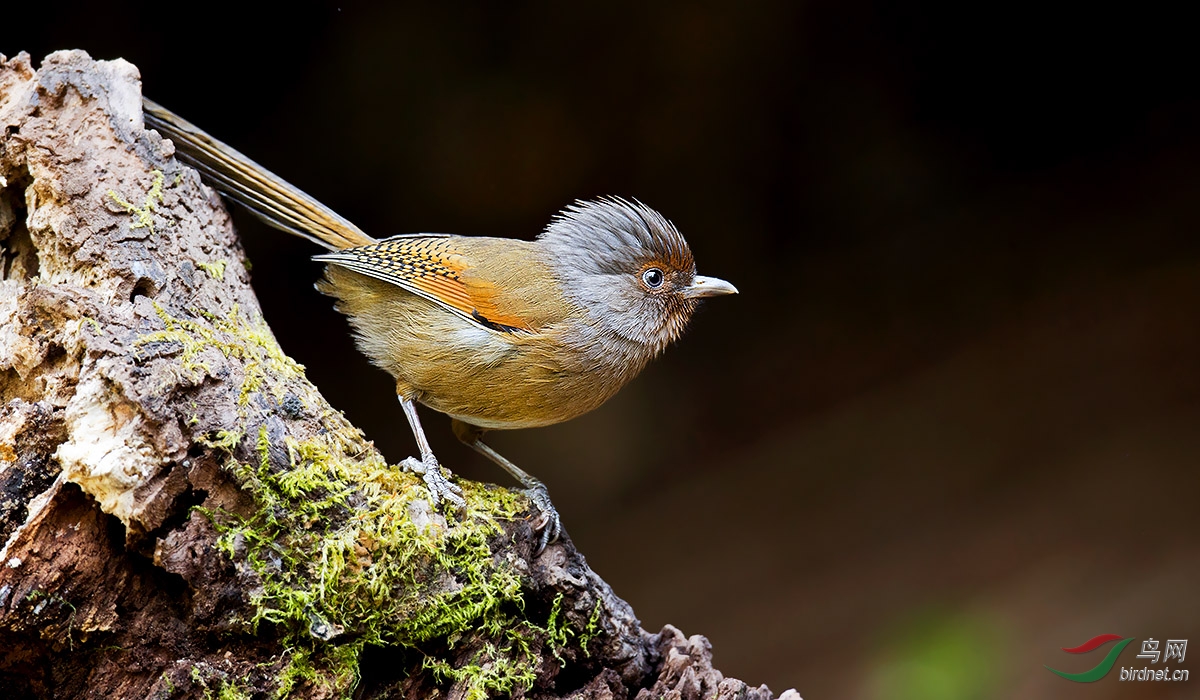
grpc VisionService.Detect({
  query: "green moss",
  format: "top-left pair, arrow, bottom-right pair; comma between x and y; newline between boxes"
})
197,429 -> 244,452
108,169 -> 165,234
197,259 -> 228,280
271,648 -> 317,699
146,297 -> 589,697
197,416 -> 552,697
267,644 -> 364,698
213,425 -> 527,647
422,638 -> 539,700
213,680 -> 252,700
26,589 -> 77,651
189,667 -> 252,700
578,598 -> 604,658
136,303 -> 303,406
542,593 -> 573,666
81,316 -> 105,335
415,591 -> 593,698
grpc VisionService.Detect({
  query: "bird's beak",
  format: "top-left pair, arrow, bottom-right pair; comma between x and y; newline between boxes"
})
684,275 -> 739,299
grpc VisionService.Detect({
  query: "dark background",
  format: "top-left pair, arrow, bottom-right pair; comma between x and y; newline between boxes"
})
6,3 -> 1199,697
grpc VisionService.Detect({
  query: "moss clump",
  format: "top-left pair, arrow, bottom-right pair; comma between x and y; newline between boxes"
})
578,598 -> 604,658
196,259 -> 228,280
267,645 -> 362,699
108,169 -> 165,234
419,591 -> 583,699
203,421 -> 547,697
189,665 -> 252,700
222,423 -> 527,640
136,302 -> 303,407
141,299 -> 585,697
421,641 -> 538,700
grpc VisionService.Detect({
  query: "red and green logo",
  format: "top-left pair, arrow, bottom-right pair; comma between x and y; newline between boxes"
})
1046,634 -> 1135,682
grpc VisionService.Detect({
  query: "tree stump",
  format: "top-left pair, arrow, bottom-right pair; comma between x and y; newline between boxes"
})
0,50 -> 797,700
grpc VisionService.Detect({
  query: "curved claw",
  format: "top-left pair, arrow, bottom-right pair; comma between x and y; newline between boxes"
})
401,455 -> 465,508
525,485 -> 562,554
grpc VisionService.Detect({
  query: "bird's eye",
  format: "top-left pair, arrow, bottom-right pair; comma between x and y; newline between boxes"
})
642,267 -> 665,288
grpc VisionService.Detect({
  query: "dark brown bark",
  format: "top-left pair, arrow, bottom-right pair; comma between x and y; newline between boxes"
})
0,51 -> 797,700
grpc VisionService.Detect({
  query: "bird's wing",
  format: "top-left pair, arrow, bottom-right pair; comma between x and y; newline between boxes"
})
314,235 -> 540,334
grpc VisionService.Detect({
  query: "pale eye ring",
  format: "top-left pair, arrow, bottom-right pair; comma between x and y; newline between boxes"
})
642,267 -> 665,288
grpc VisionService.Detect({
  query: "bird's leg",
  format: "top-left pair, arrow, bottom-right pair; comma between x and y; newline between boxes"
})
451,419 -> 562,553
399,397 -> 465,508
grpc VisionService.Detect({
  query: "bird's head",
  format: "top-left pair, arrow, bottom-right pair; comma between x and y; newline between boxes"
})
539,197 -> 737,356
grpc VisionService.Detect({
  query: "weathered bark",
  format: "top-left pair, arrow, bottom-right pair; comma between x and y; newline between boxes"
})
0,51 -> 797,700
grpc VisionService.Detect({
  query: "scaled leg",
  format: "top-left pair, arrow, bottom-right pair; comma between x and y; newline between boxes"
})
452,419 -> 562,553
399,397 -> 465,508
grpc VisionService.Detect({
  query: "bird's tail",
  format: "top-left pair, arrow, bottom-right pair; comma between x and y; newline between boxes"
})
142,98 -> 375,250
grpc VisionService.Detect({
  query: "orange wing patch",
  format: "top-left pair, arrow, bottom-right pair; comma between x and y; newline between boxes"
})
314,236 -> 534,333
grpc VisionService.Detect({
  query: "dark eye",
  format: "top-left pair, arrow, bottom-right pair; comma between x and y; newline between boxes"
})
642,267 -> 664,288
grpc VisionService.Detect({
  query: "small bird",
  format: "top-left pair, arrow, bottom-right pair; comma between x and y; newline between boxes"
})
143,99 -> 737,551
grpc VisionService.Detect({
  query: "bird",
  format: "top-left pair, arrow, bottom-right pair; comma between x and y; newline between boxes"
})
142,98 -> 738,552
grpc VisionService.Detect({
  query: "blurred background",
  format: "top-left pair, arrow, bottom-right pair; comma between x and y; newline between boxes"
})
5,2 -> 1199,697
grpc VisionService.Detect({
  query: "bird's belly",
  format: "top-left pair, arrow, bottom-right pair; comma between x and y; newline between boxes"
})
321,267 -> 630,430
440,410 -> 560,431
405,327 -> 627,430
414,349 -> 620,430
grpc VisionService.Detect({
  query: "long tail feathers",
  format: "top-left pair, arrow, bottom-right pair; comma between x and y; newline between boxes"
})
142,98 -> 375,250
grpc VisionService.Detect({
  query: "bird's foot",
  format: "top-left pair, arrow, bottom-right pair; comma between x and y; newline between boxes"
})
524,483 -> 562,554
401,455 -> 465,509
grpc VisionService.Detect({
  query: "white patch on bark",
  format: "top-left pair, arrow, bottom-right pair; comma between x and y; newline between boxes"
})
0,284 -> 42,379
54,374 -> 159,526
